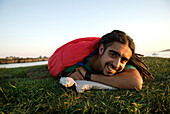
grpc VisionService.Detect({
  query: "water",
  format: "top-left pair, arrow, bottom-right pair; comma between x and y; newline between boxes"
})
0,61 -> 48,68
143,51 -> 170,58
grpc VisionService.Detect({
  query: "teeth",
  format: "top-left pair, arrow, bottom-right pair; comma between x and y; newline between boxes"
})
108,65 -> 113,71
108,65 -> 116,74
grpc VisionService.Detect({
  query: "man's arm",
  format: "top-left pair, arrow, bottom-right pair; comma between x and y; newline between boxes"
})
90,69 -> 143,89
70,67 -> 143,90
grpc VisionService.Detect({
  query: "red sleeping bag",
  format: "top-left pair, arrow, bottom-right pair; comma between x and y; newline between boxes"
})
48,37 -> 101,77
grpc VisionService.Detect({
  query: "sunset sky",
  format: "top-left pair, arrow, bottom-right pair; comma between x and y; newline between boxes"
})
0,0 -> 170,58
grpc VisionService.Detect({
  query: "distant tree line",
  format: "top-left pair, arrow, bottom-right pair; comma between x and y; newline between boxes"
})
0,56 -> 49,64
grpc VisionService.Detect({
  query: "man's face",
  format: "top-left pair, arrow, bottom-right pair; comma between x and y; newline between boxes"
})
99,41 -> 132,76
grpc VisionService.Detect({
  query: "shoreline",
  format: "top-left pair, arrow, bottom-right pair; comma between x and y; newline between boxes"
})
0,61 -> 48,69
0,57 -> 49,64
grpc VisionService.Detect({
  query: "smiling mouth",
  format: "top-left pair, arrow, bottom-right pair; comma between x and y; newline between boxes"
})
107,64 -> 116,74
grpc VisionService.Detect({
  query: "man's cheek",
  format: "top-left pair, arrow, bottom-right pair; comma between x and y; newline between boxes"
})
117,65 -> 125,73
121,65 -> 126,72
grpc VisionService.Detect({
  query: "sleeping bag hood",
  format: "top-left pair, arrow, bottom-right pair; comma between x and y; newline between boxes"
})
48,37 -> 100,77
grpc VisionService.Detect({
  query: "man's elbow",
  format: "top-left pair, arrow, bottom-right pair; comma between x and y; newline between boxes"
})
135,81 -> 143,90
126,69 -> 143,90
133,76 -> 143,90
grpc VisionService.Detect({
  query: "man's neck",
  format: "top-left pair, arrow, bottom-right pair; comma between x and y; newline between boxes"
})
90,53 -> 102,73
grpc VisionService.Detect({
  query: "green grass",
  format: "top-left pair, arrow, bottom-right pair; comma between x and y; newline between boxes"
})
0,57 -> 169,113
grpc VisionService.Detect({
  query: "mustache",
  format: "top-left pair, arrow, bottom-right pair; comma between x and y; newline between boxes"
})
107,63 -> 122,72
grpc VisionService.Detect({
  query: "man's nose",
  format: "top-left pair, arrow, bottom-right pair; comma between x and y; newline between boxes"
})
113,58 -> 121,69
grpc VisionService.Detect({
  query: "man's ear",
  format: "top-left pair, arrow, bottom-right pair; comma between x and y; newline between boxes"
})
99,44 -> 105,55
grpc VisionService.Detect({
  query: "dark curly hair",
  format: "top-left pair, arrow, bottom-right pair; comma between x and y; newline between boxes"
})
100,30 -> 153,79
100,30 -> 135,54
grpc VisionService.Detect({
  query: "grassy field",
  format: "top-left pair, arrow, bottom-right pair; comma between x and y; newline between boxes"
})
0,57 -> 169,113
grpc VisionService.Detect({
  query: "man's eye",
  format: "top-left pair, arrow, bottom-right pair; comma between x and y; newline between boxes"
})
121,58 -> 128,63
109,53 -> 116,58
121,60 -> 126,63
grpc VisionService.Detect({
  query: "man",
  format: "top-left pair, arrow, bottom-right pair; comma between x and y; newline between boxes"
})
48,30 -> 152,90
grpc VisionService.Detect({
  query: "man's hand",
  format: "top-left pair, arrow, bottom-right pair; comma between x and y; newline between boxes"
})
69,67 -> 87,80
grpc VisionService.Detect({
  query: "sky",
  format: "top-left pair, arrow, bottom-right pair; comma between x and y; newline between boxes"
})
0,0 -> 170,58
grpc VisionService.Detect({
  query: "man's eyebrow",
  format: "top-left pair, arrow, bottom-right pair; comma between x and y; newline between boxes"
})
109,50 -> 120,57
109,50 -> 130,61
